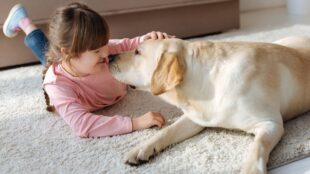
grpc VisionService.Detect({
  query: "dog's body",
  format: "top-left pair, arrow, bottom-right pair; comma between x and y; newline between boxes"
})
109,36 -> 310,174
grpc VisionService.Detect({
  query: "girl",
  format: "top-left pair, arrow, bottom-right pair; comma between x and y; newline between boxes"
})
3,3 -> 172,137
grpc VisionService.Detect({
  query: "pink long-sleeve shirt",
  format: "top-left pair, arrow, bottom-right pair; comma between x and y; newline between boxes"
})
43,37 -> 141,138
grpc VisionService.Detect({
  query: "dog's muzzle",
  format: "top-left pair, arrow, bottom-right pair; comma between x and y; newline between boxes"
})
108,54 -> 118,63
108,54 -> 121,74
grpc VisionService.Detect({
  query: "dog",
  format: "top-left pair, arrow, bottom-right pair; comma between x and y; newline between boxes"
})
109,36 -> 310,174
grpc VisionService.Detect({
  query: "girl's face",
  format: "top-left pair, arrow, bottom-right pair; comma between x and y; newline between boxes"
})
69,45 -> 109,76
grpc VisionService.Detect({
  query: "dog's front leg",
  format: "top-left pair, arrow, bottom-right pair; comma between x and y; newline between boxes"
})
241,121 -> 284,174
124,115 -> 204,165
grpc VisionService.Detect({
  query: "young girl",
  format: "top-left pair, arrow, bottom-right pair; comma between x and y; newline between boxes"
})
3,3 -> 172,137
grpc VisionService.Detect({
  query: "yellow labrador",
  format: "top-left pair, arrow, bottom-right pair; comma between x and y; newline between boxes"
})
109,36 -> 310,174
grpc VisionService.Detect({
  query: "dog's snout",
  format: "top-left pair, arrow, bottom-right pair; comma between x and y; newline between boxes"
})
108,54 -> 118,63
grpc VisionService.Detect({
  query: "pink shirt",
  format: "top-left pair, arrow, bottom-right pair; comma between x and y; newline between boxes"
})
43,37 -> 141,138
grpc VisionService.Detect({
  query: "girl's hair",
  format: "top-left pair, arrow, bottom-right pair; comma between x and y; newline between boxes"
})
42,2 -> 110,112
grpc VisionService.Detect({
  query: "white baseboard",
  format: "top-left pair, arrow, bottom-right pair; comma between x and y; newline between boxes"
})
240,0 -> 286,12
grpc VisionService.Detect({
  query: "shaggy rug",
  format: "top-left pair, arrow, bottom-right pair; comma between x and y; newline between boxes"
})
0,25 -> 310,174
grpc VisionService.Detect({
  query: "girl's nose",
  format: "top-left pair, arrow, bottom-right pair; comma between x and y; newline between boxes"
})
100,51 -> 108,58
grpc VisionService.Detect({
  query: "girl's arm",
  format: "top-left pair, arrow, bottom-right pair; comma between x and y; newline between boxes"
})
108,37 -> 141,55
44,84 -> 132,138
108,31 -> 175,55
44,84 -> 165,138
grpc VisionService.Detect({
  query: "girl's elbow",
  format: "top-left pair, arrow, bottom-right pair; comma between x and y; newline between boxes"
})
71,126 -> 89,138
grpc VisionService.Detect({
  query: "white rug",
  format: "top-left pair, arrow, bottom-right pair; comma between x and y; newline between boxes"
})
1,25 -> 310,174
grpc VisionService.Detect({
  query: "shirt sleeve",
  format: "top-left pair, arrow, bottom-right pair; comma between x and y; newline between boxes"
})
44,84 -> 133,138
108,36 -> 141,55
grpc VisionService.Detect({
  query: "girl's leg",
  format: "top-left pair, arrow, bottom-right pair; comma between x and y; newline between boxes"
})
24,29 -> 48,65
3,4 -> 48,65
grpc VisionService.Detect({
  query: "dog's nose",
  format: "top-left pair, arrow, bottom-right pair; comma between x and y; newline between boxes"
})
108,54 -> 118,63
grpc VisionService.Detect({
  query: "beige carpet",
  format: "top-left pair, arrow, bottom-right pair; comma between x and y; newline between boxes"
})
0,25 -> 310,174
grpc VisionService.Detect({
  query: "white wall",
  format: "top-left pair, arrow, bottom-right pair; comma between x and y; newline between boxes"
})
240,0 -> 286,12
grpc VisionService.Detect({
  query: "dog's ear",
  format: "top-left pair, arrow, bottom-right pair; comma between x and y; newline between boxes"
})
151,52 -> 185,95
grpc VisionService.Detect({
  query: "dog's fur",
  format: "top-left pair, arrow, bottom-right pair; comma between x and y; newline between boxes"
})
109,36 -> 310,174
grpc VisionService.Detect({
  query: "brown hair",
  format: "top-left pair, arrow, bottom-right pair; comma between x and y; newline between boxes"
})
42,2 -> 110,112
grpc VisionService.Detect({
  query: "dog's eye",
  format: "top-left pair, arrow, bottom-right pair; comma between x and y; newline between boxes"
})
135,49 -> 140,55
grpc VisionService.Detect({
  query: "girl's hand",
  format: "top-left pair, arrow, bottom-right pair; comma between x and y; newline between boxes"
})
139,31 -> 175,43
132,111 -> 165,131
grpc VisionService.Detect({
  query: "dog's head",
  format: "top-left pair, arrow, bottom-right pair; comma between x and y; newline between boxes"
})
109,38 -> 186,95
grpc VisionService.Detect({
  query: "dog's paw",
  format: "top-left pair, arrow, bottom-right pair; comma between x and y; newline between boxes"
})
241,161 -> 266,174
124,143 -> 160,166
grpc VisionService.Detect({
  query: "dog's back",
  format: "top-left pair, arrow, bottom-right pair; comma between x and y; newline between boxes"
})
185,38 -> 310,121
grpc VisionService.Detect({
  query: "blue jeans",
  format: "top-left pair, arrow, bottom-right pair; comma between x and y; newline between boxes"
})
24,29 -> 48,65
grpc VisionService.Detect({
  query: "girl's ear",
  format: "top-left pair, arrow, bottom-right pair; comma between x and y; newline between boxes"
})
60,47 -> 69,57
